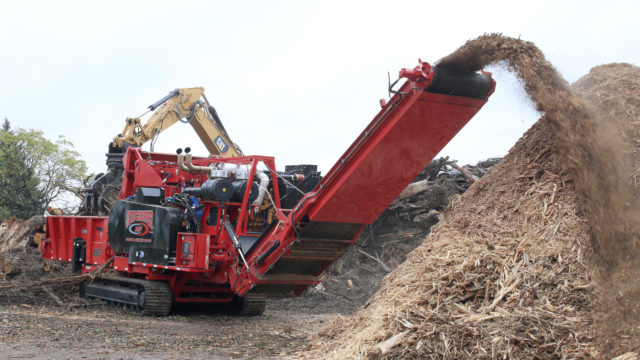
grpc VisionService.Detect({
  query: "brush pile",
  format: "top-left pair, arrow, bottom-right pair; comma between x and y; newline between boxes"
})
0,215 -> 81,307
333,157 -> 499,272
306,34 -> 640,358
0,214 -> 104,308
0,246 -> 81,307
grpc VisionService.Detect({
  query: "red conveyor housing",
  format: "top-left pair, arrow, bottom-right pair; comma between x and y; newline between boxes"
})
239,61 -> 494,297
306,61 -> 493,225
309,86 -> 490,224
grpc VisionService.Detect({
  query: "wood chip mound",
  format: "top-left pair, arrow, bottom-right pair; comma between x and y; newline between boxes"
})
305,34 -> 640,359
573,63 -> 640,356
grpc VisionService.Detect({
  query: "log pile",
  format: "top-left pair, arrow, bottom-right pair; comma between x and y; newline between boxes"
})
0,215 -> 46,252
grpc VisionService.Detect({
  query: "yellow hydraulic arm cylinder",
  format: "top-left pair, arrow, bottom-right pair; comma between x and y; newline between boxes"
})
112,87 -> 243,157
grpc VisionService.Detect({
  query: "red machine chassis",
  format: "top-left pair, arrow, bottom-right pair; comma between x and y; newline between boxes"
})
42,61 -> 495,307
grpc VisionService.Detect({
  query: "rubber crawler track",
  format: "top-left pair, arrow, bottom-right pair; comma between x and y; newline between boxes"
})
87,276 -> 173,316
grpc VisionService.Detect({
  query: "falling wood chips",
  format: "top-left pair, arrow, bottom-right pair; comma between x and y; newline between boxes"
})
303,35 -> 640,359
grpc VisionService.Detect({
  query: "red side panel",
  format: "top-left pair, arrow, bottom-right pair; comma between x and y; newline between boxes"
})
176,233 -> 211,269
308,90 -> 488,224
43,216 -> 111,266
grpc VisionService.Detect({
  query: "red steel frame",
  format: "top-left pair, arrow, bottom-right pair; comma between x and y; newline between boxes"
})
43,151 -> 286,303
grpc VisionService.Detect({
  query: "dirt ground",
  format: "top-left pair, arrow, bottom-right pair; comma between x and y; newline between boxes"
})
0,231 -> 407,360
0,229 -> 384,360
0,249 -> 373,360
0,297 -> 340,360
0,260 -> 380,360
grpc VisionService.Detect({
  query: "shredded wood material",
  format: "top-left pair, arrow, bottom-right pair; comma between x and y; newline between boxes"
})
573,63 -> 640,356
305,34 -> 640,359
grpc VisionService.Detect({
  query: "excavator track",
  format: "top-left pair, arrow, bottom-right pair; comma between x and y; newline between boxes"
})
82,276 -> 173,316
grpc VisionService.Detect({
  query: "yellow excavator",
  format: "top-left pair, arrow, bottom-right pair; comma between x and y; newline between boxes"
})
81,87 -> 243,215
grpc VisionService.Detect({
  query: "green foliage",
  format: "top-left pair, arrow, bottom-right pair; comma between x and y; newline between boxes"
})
0,122 -> 44,220
0,119 -> 88,219
15,128 -> 88,209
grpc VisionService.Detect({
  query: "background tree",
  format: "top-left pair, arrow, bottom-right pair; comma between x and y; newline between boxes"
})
15,128 -> 88,211
0,119 -> 88,219
0,120 -> 44,220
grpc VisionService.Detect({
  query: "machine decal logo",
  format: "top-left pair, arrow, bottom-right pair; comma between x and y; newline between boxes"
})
125,210 -> 153,243
127,221 -> 151,236
214,135 -> 230,154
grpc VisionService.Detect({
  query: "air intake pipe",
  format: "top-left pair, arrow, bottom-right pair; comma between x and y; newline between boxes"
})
184,147 -> 213,173
252,171 -> 270,206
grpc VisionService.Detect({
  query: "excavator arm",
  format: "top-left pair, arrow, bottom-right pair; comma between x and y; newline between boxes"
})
82,87 -> 243,215
113,87 -> 243,157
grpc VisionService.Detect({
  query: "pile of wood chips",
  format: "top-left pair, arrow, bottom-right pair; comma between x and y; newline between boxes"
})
305,35 -> 640,359
573,63 -> 640,356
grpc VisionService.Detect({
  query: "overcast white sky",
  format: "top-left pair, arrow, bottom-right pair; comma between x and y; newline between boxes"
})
1,0 -> 638,176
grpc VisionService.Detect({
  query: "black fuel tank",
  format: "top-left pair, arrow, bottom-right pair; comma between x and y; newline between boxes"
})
108,200 -> 182,265
231,180 -> 259,203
